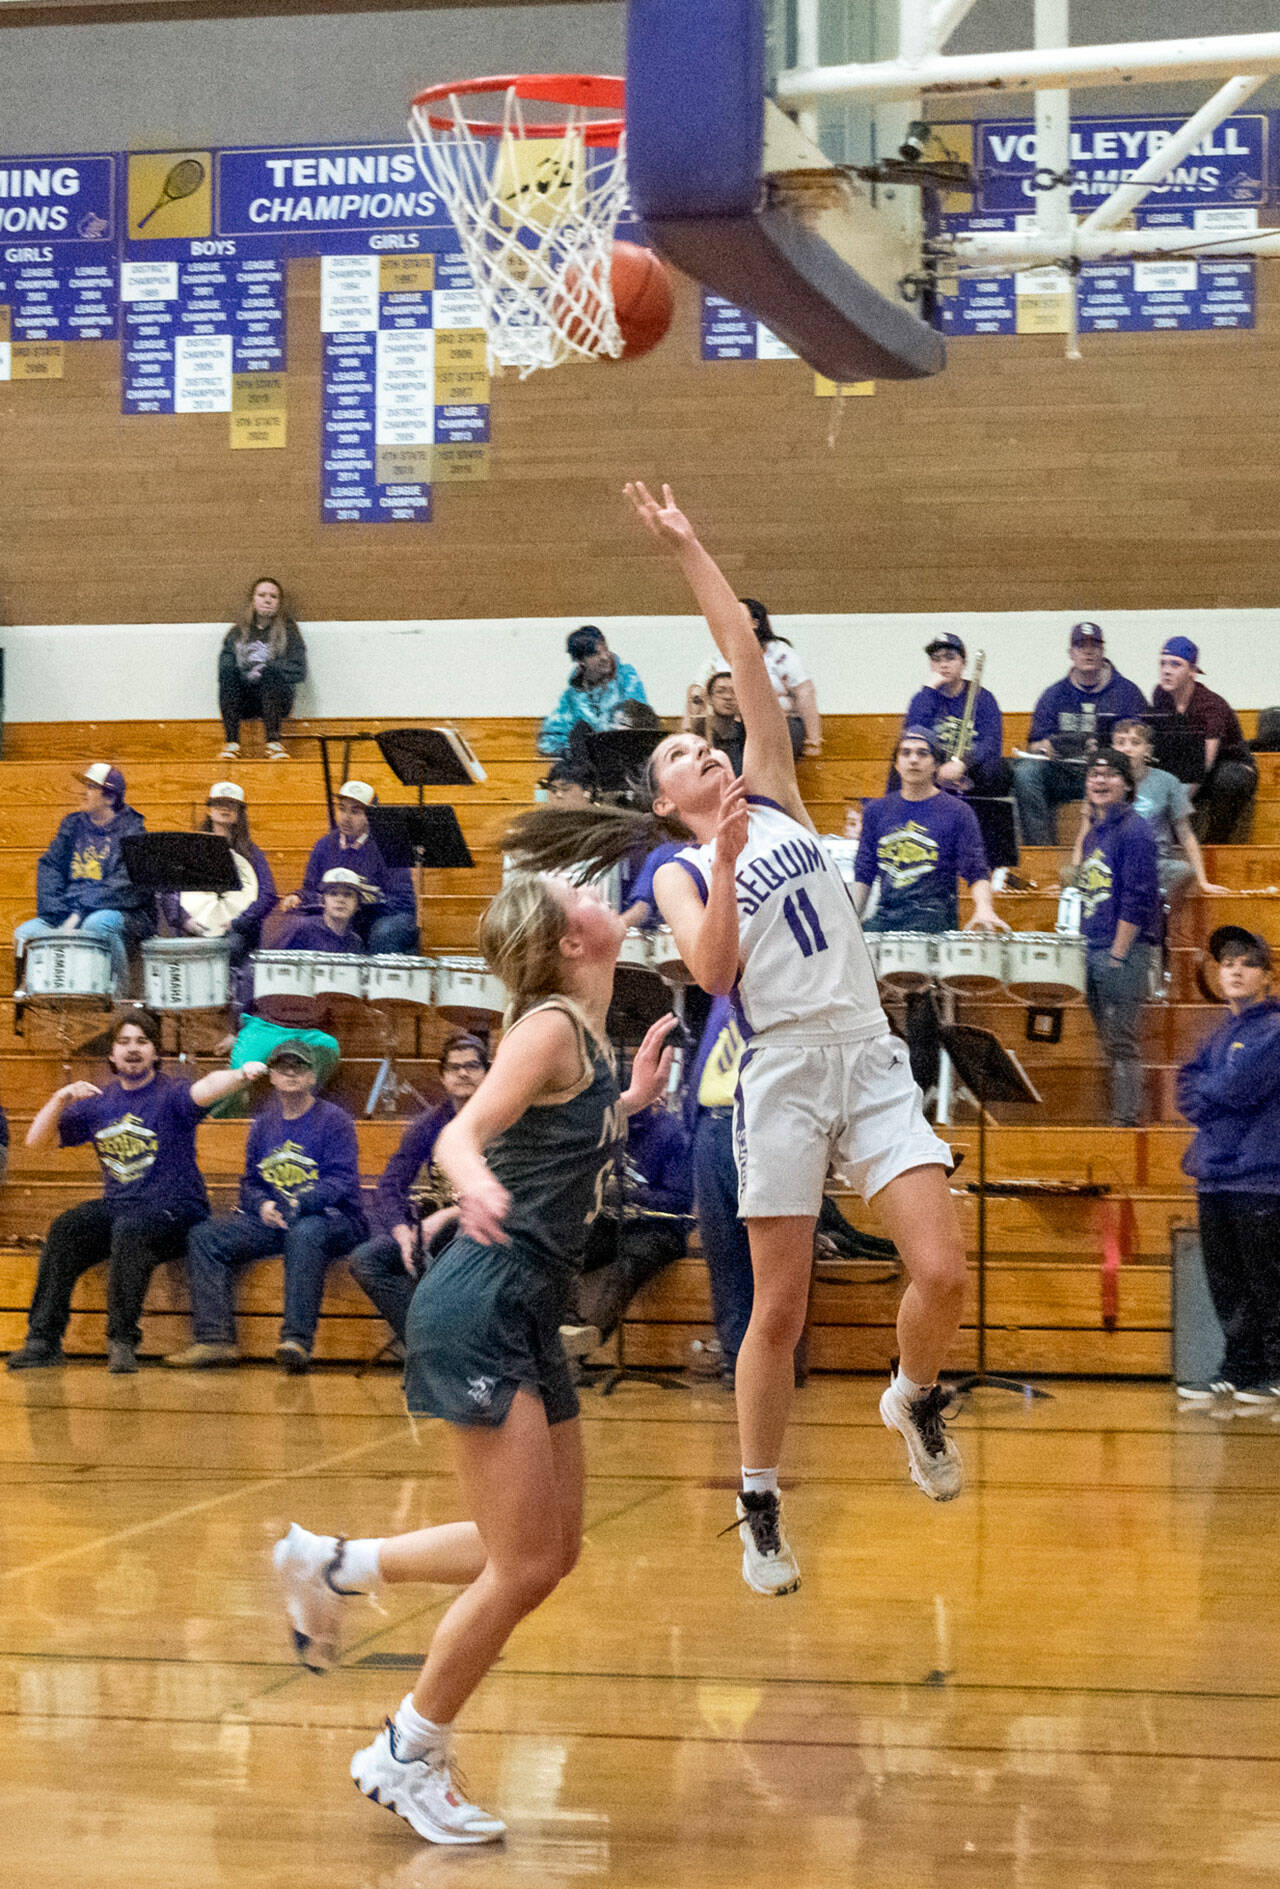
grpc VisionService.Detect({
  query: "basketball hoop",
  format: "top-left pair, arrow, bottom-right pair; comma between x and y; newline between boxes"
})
410,73 -> 629,377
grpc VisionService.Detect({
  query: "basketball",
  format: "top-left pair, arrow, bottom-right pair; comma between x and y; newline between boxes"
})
557,240 -> 675,361
609,240 -> 675,358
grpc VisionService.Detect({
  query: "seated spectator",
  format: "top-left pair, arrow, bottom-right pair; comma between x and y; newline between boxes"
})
218,576 -> 306,762
741,597 -> 819,758
170,1039 -> 368,1373
903,632 -> 1008,797
1151,636 -> 1258,844
537,625 -> 650,758
1077,750 -> 1162,1127
684,662 -> 745,775
538,756 -> 598,810
1012,623 -> 1148,845
5,1009 -> 262,1375
15,764 -> 155,996
161,781 -> 277,968
854,729 -> 1006,1099
347,1032 -> 489,1349
223,868 -> 366,1086
1176,926 -> 1280,1402
277,781 -> 417,954
278,866 -> 369,954
563,1097 -> 693,1351
1073,720 -> 1229,905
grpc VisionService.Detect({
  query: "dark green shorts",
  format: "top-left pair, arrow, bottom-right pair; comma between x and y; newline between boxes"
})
403,1235 -> 579,1429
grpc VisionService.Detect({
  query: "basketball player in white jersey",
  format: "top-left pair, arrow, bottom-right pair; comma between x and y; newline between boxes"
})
628,481 -> 967,1596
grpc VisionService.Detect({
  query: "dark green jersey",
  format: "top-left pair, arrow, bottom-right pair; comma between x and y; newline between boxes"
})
486,998 -> 624,1274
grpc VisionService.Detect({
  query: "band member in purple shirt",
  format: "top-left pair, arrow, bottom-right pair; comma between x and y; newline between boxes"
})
277,780 -> 417,954
5,1009 -> 266,1375
348,1033 -> 490,1347
172,1038 -> 367,1374
1012,623 -> 1148,845
1076,748 -> 1162,1126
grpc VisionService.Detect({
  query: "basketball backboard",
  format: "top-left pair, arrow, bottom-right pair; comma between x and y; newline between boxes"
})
625,0 -> 946,381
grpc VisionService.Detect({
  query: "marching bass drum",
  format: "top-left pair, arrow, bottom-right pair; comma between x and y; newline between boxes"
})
180,847 -> 257,937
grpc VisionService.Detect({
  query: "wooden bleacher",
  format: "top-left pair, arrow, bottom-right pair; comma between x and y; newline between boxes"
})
1,710 -> 1273,1377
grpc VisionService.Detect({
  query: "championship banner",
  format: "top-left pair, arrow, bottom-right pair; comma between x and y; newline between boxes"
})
121,254 -> 285,414
700,292 -> 797,361
0,151 -> 119,342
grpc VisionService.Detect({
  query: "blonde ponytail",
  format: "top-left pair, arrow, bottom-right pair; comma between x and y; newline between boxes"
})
479,872 -> 575,1029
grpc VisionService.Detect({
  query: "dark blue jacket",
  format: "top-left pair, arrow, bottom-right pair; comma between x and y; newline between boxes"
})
1029,668 -> 1148,747
36,804 -> 155,927
904,683 -> 1003,774
1178,997 -> 1280,1193
1078,803 -> 1161,949
626,1104 -> 693,1217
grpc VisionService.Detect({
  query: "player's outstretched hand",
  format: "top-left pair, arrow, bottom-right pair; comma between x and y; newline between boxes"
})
716,774 -> 751,867
458,1173 -> 512,1247
624,480 -> 697,551
623,1013 -> 680,1115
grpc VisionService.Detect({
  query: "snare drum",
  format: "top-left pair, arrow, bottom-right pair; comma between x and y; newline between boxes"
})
23,936 -> 114,1000
860,930 -> 882,978
873,931 -> 937,993
433,954 -> 506,1015
252,950 -> 367,1002
308,953 -> 368,999
619,929 -> 654,971
143,937 -> 230,1011
1004,932 -> 1087,1004
649,925 -> 696,986
364,955 -> 436,1007
935,930 -> 1007,996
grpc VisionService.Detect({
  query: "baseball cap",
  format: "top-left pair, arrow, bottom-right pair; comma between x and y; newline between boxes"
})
206,780 -> 246,804
267,1038 -> 320,1070
1070,621 -> 1105,646
567,624 -> 606,661
538,756 -> 595,793
336,780 -> 375,807
1208,925 -> 1272,969
925,631 -> 966,658
900,724 -> 946,762
321,866 -> 367,895
1085,746 -> 1134,790
1161,635 -> 1202,672
79,762 -> 126,804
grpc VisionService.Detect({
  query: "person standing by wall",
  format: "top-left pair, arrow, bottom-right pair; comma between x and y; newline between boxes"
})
1177,926 -> 1280,1404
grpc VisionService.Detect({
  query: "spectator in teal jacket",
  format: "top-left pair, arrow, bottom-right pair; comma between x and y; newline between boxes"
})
537,625 -> 650,757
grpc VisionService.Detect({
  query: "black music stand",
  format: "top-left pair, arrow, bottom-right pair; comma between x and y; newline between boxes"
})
121,832 -> 241,895
365,805 -> 473,871
968,796 -> 1021,872
375,726 -> 485,791
939,1022 -> 1053,1403
584,727 -> 664,797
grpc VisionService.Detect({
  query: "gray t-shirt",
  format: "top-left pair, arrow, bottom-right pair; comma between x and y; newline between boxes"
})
1133,765 -> 1191,857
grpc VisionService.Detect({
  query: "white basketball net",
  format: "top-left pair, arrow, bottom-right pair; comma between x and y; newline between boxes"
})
411,85 -> 629,377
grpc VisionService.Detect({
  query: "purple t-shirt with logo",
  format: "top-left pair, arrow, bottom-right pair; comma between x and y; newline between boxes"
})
60,1072 -> 208,1220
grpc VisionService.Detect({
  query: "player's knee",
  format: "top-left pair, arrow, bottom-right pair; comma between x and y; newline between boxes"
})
748,1292 -> 809,1351
916,1233 -> 968,1306
497,1551 -> 565,1613
557,1528 -> 583,1581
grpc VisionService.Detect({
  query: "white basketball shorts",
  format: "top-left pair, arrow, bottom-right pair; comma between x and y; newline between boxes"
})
733,1031 -> 950,1218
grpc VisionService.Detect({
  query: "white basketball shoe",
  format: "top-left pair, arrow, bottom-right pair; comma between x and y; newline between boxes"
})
880,1375 -> 964,1501
351,1722 -> 506,1844
272,1523 -> 362,1672
733,1490 -> 801,1596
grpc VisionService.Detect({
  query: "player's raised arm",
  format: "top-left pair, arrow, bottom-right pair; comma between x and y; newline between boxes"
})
624,481 -> 812,830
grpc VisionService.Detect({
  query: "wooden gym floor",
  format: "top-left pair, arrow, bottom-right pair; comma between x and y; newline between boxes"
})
4,1367 -> 1279,1886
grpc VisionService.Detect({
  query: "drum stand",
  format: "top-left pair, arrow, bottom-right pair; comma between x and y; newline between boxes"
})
27,996 -> 113,1075
939,1022 -> 1053,1405
365,1004 -> 429,1117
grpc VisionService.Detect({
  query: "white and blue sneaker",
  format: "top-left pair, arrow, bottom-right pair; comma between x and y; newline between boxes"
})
351,1722 -> 505,1844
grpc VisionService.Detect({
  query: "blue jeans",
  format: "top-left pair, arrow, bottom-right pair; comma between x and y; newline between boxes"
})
1011,757 -> 1085,846
16,909 -> 132,988
362,911 -> 419,954
185,1209 -> 362,1349
1085,942 -> 1156,1126
692,1108 -> 753,1369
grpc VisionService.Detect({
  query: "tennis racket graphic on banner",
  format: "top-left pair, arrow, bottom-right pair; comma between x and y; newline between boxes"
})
136,158 -> 206,229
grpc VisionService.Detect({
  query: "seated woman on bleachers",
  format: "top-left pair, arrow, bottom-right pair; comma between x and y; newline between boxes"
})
218,577 -> 307,762
161,781 -> 277,969
15,763 -> 154,996
740,597 -> 821,759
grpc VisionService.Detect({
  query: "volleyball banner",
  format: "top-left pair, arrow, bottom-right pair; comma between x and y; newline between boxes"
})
0,151 -> 119,340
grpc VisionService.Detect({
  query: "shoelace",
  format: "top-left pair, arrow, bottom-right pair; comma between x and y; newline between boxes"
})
910,1386 -> 949,1458
719,1496 -> 782,1556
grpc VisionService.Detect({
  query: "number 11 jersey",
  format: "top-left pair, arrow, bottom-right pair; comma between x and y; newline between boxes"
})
670,795 -> 886,1040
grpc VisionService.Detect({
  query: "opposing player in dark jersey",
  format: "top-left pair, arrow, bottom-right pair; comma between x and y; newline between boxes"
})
272,870 -> 675,1847
503,483 -> 968,1602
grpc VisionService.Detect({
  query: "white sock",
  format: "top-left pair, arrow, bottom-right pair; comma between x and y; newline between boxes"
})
393,1694 -> 451,1760
337,1538 -> 383,1591
894,1371 -> 930,1401
741,1466 -> 779,1497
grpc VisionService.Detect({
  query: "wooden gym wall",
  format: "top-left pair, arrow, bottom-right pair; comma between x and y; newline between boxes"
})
2,258 -> 1279,630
